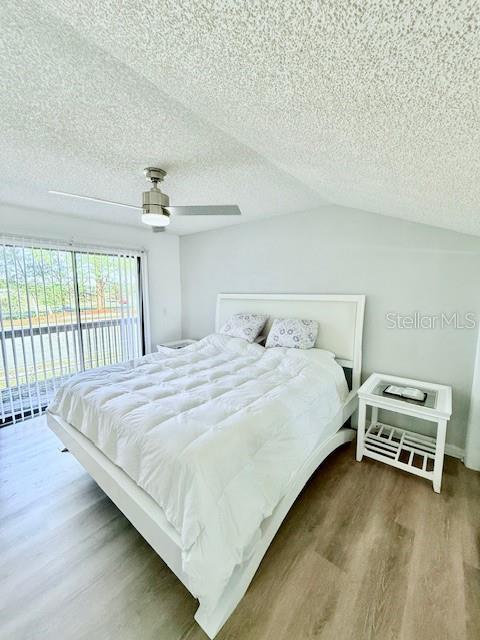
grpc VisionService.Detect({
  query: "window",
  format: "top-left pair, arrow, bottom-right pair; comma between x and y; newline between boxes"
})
0,238 -> 145,425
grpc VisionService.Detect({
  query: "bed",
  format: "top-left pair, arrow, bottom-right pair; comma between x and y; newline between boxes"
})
47,293 -> 365,638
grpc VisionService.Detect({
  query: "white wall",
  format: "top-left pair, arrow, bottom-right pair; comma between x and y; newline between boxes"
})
465,332 -> 480,470
0,203 -> 182,350
180,204 -> 480,453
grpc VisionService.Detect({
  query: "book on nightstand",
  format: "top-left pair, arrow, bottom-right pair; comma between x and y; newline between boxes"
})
383,385 -> 426,403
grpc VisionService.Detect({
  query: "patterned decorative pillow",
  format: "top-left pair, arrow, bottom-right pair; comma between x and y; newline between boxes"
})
265,317 -> 318,349
219,312 -> 267,343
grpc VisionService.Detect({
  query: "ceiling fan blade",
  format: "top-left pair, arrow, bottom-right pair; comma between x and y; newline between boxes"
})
48,190 -> 142,211
164,205 -> 241,216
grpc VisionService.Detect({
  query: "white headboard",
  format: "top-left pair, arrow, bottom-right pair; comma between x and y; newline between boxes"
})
216,293 -> 365,390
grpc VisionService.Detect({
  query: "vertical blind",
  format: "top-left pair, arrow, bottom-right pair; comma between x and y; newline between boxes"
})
0,237 -> 144,425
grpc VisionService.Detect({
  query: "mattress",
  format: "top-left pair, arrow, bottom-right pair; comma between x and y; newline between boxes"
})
48,334 -> 348,615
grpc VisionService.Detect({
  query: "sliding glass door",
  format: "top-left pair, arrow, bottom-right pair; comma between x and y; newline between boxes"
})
0,239 -> 144,425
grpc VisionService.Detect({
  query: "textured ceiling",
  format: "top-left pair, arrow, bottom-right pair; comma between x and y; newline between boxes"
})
0,1 -> 324,234
1,1 -> 480,236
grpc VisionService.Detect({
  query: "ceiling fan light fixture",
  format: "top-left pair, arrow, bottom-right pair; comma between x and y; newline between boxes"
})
141,211 -> 170,227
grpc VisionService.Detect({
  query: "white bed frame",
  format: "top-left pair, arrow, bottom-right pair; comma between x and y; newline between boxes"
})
47,293 -> 365,638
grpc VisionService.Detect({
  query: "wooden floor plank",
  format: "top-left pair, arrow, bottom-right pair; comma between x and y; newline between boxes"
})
464,562 -> 480,640
1,417 -> 479,640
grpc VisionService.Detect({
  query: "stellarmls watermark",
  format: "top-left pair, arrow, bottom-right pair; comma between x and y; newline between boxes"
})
385,312 -> 477,330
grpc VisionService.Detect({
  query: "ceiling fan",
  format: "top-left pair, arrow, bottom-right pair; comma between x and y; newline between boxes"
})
49,167 -> 241,232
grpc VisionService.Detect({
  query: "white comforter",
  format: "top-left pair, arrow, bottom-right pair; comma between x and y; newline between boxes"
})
48,334 -> 347,614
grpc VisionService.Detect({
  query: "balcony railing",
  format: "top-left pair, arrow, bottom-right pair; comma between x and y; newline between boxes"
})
0,316 -> 140,425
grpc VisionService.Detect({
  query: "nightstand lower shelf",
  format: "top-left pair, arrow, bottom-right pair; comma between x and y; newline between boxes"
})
364,422 -> 436,481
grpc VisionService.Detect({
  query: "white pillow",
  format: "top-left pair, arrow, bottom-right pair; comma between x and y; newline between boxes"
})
266,317 -> 318,349
220,312 -> 267,343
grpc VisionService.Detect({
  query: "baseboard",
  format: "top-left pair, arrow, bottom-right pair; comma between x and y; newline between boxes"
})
464,459 -> 480,471
444,444 -> 464,461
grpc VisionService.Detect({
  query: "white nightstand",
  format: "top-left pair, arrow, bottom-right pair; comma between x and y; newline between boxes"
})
156,339 -> 197,352
356,373 -> 452,493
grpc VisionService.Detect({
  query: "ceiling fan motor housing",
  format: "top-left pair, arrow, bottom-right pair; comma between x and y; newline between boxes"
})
142,186 -> 170,215
142,167 -> 170,217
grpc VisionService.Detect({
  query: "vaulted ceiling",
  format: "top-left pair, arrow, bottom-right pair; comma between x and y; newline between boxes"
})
1,1 -> 479,235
